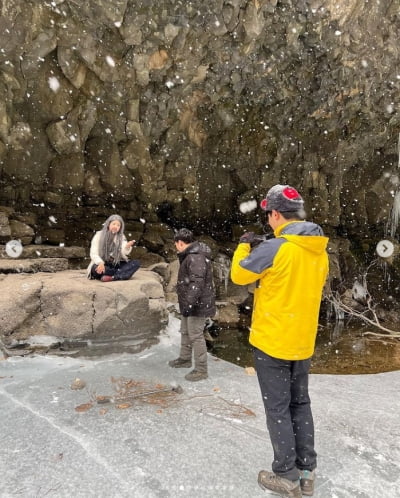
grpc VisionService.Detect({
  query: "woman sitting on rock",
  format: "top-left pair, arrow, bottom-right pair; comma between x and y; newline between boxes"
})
87,214 -> 140,282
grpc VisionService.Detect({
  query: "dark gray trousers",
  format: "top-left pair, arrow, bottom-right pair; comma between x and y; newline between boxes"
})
179,316 -> 207,373
253,347 -> 317,481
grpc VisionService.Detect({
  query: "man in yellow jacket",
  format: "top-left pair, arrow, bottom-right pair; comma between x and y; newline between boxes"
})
231,185 -> 329,498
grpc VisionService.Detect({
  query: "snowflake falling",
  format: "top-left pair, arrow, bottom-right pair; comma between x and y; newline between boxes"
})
48,77 -> 60,92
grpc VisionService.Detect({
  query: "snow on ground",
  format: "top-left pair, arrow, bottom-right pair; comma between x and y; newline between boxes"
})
1,316 -> 399,497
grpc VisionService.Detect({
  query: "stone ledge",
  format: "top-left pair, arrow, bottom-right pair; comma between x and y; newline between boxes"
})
0,244 -> 86,259
0,258 -> 69,273
0,245 -> 167,271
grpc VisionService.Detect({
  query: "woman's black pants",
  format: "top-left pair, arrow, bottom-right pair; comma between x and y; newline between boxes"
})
91,260 -> 140,281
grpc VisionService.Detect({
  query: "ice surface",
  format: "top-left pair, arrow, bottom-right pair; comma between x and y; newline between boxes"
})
0,319 -> 399,497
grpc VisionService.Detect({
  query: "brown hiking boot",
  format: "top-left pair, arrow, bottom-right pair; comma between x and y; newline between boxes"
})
184,369 -> 208,382
299,470 -> 315,496
168,358 -> 192,368
258,470 -> 301,497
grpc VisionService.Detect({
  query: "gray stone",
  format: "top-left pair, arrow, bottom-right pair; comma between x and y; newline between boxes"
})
0,212 -> 11,242
20,29 -> 58,73
58,46 -> 88,89
140,224 -> 175,257
85,137 -> 135,196
2,124 -> 55,185
0,206 -> 15,216
47,153 -> 85,192
9,219 -> 34,245
0,244 -> 86,260
133,246 -> 165,267
43,191 -> 65,206
215,301 -> 240,327
28,244 -> 85,259
0,269 -> 167,341
147,262 -> 171,287
46,118 -> 81,155
0,101 -> 11,143
38,228 -> 66,245
0,257 -> 68,274
243,1 -> 264,41
11,212 -> 37,226
7,122 -> 33,150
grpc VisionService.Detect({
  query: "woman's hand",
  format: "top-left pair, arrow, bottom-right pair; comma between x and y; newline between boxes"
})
96,263 -> 105,274
126,240 -> 136,248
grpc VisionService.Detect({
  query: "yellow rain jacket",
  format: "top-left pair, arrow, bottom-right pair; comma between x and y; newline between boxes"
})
231,221 -> 329,360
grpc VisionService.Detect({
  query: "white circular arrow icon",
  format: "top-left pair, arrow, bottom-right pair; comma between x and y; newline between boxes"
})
5,240 -> 23,258
376,239 -> 394,259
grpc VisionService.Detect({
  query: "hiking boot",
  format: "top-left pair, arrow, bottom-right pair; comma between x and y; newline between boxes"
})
299,470 -> 315,496
168,358 -> 192,368
184,369 -> 208,382
101,275 -> 114,282
258,470 -> 301,497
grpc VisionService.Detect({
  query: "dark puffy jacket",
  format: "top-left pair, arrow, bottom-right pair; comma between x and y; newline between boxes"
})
176,241 -> 216,317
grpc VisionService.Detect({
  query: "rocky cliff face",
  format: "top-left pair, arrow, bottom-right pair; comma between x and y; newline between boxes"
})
0,0 -> 399,304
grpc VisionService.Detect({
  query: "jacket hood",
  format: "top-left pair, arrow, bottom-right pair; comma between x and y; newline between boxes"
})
186,241 -> 212,256
179,240 -> 212,258
275,221 -> 328,255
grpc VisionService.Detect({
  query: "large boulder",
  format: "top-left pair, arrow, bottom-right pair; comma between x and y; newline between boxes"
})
0,269 -> 168,346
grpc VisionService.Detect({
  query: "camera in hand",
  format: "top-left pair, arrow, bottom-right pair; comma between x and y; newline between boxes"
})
239,232 -> 269,247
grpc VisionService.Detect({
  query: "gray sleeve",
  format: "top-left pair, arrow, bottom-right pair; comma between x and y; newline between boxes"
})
239,238 -> 287,274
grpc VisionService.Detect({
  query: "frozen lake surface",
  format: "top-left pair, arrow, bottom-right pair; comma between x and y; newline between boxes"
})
1,316 -> 399,497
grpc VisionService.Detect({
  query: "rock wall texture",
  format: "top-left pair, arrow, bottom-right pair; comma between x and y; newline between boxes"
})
0,0 -> 399,304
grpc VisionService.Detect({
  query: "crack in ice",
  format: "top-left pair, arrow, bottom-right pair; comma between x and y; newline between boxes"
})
0,388 -> 137,494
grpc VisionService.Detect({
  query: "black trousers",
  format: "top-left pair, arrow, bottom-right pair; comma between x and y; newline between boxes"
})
91,260 -> 140,281
253,347 -> 317,481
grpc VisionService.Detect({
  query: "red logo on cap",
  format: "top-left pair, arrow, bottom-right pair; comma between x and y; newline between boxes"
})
282,187 -> 300,199
260,186 -> 301,211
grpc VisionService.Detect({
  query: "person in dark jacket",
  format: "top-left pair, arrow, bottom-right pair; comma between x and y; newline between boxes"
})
169,228 -> 216,382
